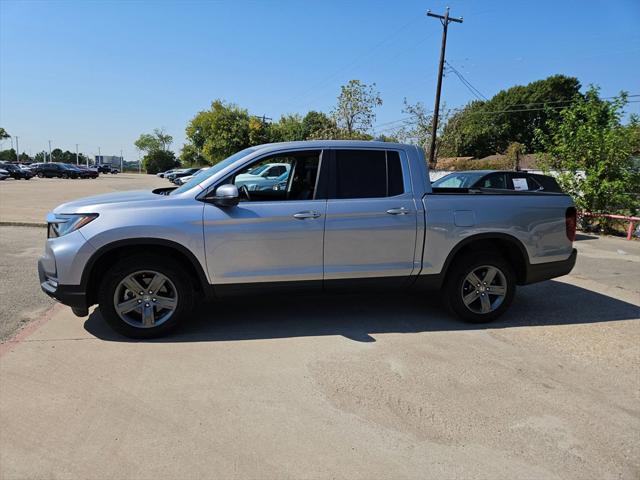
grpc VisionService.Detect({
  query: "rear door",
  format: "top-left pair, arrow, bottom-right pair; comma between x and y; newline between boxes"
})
323,149 -> 418,286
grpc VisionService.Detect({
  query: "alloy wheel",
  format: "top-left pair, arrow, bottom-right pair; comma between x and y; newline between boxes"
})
113,270 -> 178,328
460,265 -> 508,314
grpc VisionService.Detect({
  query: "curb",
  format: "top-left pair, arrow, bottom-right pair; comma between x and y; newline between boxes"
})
0,221 -> 47,228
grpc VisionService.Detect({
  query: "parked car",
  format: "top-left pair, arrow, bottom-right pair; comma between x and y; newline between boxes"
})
235,162 -> 290,183
432,170 -> 563,192
0,163 -> 34,180
165,169 -> 189,182
157,169 -> 177,178
174,167 -> 210,185
39,141 -> 577,339
236,170 -> 289,191
33,162 -> 81,179
0,168 -> 8,181
96,165 -> 119,174
169,168 -> 200,183
74,165 -> 99,179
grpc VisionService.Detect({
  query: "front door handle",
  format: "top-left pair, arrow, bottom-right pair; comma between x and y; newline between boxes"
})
386,207 -> 410,215
293,211 -> 321,219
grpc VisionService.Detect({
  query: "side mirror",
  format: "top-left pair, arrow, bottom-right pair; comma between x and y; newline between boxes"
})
211,184 -> 239,207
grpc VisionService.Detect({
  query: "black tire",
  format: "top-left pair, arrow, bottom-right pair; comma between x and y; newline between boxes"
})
443,251 -> 516,323
37,172 -> 44,178
98,254 -> 195,338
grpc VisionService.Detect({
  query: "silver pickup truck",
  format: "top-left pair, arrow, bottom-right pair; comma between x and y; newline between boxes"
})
38,140 -> 577,338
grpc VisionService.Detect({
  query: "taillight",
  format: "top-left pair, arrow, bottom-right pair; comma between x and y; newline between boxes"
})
565,207 -> 577,242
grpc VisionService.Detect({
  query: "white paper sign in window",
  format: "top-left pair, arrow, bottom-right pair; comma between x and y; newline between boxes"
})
513,178 -> 529,191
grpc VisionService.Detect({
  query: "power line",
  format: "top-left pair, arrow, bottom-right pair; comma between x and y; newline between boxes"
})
372,100 -> 640,134
444,61 -> 488,101
280,15 -> 423,111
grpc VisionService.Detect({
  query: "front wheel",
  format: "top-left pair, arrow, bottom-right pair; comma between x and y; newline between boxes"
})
98,255 -> 195,338
443,252 -> 516,323
37,172 -> 44,178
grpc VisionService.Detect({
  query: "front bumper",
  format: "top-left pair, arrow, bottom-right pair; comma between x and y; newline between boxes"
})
38,257 -> 88,311
523,248 -> 577,285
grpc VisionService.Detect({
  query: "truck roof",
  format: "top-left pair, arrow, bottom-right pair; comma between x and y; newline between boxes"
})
254,140 -> 412,151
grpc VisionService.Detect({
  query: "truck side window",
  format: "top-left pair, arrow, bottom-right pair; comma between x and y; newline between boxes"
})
334,149 -> 403,199
230,150 -> 321,202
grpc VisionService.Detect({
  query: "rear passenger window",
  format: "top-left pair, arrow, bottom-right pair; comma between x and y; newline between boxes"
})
334,150 -> 404,199
481,173 -> 507,189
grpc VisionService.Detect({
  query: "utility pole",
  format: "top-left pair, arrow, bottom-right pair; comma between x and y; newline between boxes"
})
426,7 -> 463,167
75,144 -> 79,165
120,149 -> 123,172
15,136 -> 19,162
48,140 -> 52,163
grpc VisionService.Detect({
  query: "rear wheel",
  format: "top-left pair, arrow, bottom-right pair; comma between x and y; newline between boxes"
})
98,255 -> 195,338
37,172 -> 44,178
443,251 -> 516,323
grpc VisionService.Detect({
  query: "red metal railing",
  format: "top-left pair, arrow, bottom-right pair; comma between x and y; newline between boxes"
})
580,212 -> 640,240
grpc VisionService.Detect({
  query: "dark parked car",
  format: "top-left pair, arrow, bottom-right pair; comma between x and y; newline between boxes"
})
432,170 -> 563,193
0,163 -> 34,180
96,165 -> 119,174
33,162 -> 81,179
71,165 -> 99,179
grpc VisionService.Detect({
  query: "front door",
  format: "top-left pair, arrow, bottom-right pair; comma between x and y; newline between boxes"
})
323,149 -> 418,284
203,149 -> 326,287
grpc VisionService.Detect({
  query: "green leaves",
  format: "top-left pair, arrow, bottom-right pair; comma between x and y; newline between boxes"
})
440,75 -> 582,158
538,86 -> 639,216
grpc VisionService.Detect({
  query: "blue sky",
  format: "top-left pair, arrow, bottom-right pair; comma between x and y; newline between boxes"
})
1,0 -> 639,162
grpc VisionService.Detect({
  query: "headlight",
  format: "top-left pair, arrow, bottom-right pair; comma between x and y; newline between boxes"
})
48,213 -> 98,238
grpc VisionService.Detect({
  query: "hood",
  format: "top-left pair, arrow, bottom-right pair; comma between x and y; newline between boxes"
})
53,190 -> 162,213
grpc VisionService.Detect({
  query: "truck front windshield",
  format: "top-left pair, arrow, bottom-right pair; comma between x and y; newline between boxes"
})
170,147 -> 257,195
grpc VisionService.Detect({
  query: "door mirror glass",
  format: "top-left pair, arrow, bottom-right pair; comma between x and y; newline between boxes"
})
212,184 -> 239,207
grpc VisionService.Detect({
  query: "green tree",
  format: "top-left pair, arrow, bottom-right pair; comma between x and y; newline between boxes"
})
504,141 -> 526,170
135,128 -> 173,154
185,100 -> 251,165
249,116 -> 273,145
0,149 -> 16,162
537,87 -> 640,217
0,128 -> 9,141
271,114 -> 305,142
179,144 -> 203,166
440,75 -> 582,158
331,80 -> 382,137
51,148 -> 64,162
143,150 -> 178,174
302,111 -> 334,138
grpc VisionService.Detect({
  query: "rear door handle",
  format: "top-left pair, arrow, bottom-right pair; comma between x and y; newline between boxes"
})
293,211 -> 321,219
386,207 -> 410,215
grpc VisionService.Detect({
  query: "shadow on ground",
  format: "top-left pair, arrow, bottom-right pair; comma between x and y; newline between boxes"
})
84,279 -> 640,343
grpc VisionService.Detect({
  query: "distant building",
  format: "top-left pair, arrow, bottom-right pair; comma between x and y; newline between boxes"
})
95,155 -> 121,165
